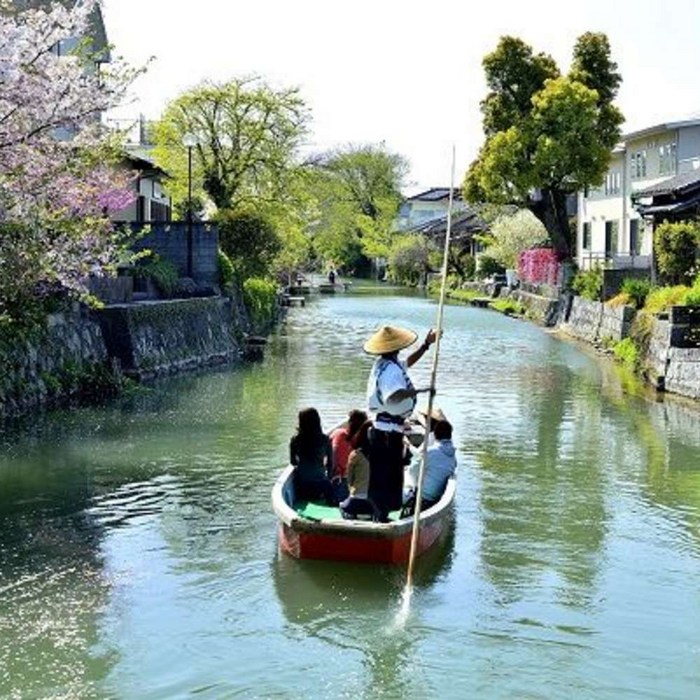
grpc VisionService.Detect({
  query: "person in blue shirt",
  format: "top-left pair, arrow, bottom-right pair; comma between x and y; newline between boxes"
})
403,419 -> 456,515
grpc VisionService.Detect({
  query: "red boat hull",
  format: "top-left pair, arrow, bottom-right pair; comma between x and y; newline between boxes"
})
272,466 -> 456,565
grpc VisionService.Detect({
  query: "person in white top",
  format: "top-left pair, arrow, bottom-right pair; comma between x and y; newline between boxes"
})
363,325 -> 437,521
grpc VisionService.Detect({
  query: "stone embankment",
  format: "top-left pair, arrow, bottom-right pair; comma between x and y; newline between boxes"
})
0,295 -> 261,420
452,282 -> 700,402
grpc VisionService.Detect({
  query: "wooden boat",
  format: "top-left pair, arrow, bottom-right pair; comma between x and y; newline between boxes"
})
271,465 -> 456,565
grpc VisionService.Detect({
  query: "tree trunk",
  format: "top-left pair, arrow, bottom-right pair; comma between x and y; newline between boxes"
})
529,188 -> 571,259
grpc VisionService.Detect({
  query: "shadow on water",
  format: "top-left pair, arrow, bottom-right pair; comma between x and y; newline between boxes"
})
271,519 -> 455,698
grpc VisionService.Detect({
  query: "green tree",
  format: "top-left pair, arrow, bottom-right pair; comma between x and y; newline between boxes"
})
487,209 -> 548,269
309,144 -> 409,267
654,220 -> 700,285
388,234 -> 436,286
464,33 -> 623,258
215,209 -> 282,281
152,77 -> 309,213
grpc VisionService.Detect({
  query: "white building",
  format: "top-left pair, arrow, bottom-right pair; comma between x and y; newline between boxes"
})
577,117 -> 700,270
395,188 -> 466,231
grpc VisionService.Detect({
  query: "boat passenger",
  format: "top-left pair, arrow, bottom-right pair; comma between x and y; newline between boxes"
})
329,409 -> 367,502
363,325 -> 438,521
402,420 -> 456,516
339,421 -> 381,520
289,407 -> 335,505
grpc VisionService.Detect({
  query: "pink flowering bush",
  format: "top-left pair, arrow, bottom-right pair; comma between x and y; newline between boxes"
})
0,0 -> 139,328
518,247 -> 562,286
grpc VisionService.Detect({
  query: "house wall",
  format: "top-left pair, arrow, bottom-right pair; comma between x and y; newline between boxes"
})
578,122 -> 700,270
397,198 -> 466,230
679,125 -> 700,173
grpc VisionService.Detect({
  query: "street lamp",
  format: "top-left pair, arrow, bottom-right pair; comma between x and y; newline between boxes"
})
182,132 -> 197,278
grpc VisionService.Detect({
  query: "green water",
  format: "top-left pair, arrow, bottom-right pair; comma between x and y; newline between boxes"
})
1,290 -> 700,699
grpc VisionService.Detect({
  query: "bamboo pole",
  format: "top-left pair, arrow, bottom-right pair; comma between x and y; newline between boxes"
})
405,146 -> 456,591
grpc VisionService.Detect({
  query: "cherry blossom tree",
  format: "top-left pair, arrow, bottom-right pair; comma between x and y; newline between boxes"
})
0,0 -> 140,328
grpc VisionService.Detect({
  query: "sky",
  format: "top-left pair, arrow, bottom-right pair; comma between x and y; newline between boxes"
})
102,0 -> 700,195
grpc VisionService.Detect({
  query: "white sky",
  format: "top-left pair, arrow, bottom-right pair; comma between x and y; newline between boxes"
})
102,0 -> 700,194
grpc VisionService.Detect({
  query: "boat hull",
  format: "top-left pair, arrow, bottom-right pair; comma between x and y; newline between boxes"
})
272,466 -> 455,565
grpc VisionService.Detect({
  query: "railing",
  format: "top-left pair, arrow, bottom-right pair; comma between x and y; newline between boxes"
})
579,251 -> 651,271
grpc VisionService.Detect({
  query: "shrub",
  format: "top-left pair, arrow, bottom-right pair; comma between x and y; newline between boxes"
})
243,278 -> 278,327
216,209 -> 282,281
606,292 -> 631,308
218,249 -> 236,289
388,234 -> 433,285
643,285 -> 689,314
683,274 -> 700,306
571,266 -> 603,301
477,255 -> 504,279
654,220 -> 700,285
490,298 -> 525,315
134,255 -> 179,297
620,277 -> 652,309
613,337 -> 639,368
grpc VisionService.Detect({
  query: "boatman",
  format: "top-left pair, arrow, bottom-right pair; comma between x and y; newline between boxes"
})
363,325 -> 438,521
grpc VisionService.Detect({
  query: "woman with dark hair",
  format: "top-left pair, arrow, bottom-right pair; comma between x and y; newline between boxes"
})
339,420 -> 381,520
328,408 -> 367,501
290,407 -> 335,504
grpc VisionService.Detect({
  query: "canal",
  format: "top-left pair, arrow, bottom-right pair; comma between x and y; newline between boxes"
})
1,289 -> 699,699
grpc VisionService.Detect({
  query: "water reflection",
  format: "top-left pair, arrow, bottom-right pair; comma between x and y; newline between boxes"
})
474,355 -> 607,611
272,523 -> 455,699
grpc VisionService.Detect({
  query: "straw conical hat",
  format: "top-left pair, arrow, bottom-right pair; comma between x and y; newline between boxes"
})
363,326 -> 417,355
419,406 -> 447,424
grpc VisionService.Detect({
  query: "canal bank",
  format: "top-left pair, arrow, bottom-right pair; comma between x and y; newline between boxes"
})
0,291 -> 280,420
445,282 -> 700,402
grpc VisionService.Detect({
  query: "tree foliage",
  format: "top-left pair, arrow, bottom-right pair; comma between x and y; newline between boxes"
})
0,0 -> 139,329
487,209 -> 548,269
388,234 -> 436,286
309,144 -> 408,267
654,220 -> 700,285
215,209 -> 282,281
152,77 -> 309,213
465,32 -> 623,258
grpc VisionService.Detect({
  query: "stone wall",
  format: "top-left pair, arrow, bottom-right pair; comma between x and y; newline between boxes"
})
97,297 -> 244,380
559,297 -> 635,343
0,308 -> 109,420
1,295 -> 252,420
558,300 -> 700,400
504,288 -> 561,326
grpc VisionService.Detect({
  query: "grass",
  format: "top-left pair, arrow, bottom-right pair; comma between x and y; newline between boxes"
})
490,298 -> 526,316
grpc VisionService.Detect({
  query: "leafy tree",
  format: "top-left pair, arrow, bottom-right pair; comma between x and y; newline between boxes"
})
654,220 -> 700,285
388,234 -> 436,286
309,144 -> 409,267
465,32 -> 623,258
487,209 -> 548,269
0,0 -> 138,329
152,77 -> 309,213
215,209 -> 282,281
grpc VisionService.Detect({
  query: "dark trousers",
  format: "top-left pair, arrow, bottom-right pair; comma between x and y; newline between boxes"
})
368,428 -> 405,519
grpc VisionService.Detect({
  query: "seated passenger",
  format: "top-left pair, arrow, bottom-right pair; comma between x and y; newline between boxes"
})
402,420 -> 456,516
340,421 -> 381,520
329,409 -> 367,502
290,407 -> 335,505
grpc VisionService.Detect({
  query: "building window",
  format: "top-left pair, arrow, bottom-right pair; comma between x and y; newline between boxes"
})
629,219 -> 642,255
605,220 -> 619,257
631,150 -> 647,179
582,222 -> 591,250
659,143 -> 677,175
604,171 -> 621,196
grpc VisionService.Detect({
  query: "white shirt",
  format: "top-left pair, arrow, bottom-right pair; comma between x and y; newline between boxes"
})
366,357 -> 416,432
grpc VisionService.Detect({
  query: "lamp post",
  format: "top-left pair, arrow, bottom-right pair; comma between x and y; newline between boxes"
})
182,132 -> 197,279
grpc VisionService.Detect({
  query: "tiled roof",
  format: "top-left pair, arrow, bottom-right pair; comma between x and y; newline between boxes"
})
406,188 -> 463,202
633,169 -> 700,198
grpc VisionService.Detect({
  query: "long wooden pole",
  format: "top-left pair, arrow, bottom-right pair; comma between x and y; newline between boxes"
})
405,146 -> 456,590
